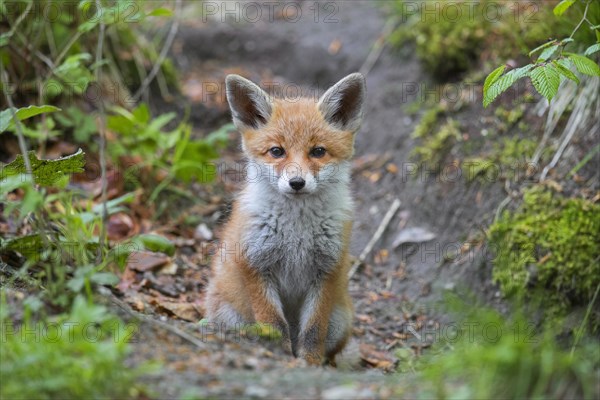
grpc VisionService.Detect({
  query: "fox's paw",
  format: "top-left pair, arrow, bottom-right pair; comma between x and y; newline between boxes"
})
299,350 -> 325,366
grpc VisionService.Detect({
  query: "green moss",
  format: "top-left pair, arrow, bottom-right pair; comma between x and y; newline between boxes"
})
387,0 -> 589,79
389,1 -> 490,78
464,137 -> 538,182
488,186 -> 600,326
496,137 -> 536,167
495,105 -> 525,126
412,106 -> 444,139
411,118 -> 461,167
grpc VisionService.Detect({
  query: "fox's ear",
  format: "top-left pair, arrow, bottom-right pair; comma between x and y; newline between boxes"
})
318,73 -> 366,132
225,75 -> 272,130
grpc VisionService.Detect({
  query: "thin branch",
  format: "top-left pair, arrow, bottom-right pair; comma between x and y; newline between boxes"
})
131,0 -> 182,102
568,0 -> 590,40
99,287 -> 207,349
1,69 -> 32,175
52,31 -> 84,72
12,30 -> 56,70
94,0 -> 108,263
348,198 -> 401,279
42,30 -> 84,83
560,0 -> 591,56
6,1 -> 33,38
359,17 -> 398,77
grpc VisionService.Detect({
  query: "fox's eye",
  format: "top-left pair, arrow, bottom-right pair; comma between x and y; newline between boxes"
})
269,147 -> 285,158
310,147 -> 326,158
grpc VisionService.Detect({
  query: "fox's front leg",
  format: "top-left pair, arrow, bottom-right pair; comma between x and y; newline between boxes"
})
241,266 -> 293,352
297,284 -> 335,365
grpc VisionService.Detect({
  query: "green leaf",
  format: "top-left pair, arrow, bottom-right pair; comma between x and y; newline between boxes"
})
0,174 -> 43,217
0,148 -> 85,186
529,40 -> 557,57
0,173 -> 33,195
537,45 -> 559,62
552,60 -> 579,85
0,105 -> 61,133
54,106 -> 97,143
133,234 -> 175,256
148,8 -> 173,17
565,53 -> 600,76
78,19 -> 98,33
553,0 -> 577,16
552,60 -> 580,84
584,43 -> 600,56
483,65 -> 507,95
0,31 -> 12,47
528,65 -> 561,101
1,234 -> 43,257
53,54 -> 94,94
90,272 -> 120,286
483,65 -> 534,107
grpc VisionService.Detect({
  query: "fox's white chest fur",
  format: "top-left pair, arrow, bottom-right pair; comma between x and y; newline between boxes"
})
239,163 -> 352,321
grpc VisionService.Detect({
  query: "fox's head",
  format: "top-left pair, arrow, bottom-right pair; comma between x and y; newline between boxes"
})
225,73 -> 366,197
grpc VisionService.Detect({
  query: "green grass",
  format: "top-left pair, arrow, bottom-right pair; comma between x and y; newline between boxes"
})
413,298 -> 600,399
0,295 -> 146,399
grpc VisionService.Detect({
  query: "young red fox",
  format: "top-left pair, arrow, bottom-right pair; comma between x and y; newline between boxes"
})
205,73 -> 366,365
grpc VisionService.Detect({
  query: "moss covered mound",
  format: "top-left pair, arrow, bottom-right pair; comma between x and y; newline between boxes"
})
489,186 -> 600,314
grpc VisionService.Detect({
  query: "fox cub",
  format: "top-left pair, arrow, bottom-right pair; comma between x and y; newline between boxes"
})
205,73 -> 366,365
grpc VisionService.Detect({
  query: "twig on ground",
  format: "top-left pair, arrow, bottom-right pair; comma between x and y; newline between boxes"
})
359,17 -> 398,77
348,198 -> 401,279
132,0 -> 183,102
98,287 -> 207,349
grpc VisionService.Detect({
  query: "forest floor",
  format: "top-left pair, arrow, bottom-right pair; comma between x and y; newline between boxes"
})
103,1 -> 546,398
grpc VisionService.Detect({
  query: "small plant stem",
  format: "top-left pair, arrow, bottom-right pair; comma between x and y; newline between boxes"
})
560,0 -> 591,56
95,0 -> 108,264
571,282 -> 600,356
568,0 -> 590,40
6,2 -> 32,38
132,0 -> 183,102
1,69 -> 32,175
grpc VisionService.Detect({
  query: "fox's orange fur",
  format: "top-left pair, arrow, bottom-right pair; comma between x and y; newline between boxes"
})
205,73 -> 366,365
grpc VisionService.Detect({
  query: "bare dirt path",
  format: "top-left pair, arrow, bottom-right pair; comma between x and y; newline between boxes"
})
121,2 -> 510,397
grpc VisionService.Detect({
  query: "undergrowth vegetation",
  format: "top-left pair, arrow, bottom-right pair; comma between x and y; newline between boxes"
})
1,1 -> 225,397
410,296 -> 600,399
0,296 -> 146,399
390,0 -> 600,397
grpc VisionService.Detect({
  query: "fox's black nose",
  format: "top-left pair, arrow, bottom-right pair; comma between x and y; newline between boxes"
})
289,177 -> 305,191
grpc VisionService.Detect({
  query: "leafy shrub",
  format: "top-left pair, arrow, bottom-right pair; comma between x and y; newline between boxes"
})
0,295 -> 143,399
107,103 -> 230,200
0,146 -> 128,307
484,0 -> 600,106
488,186 -> 600,317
